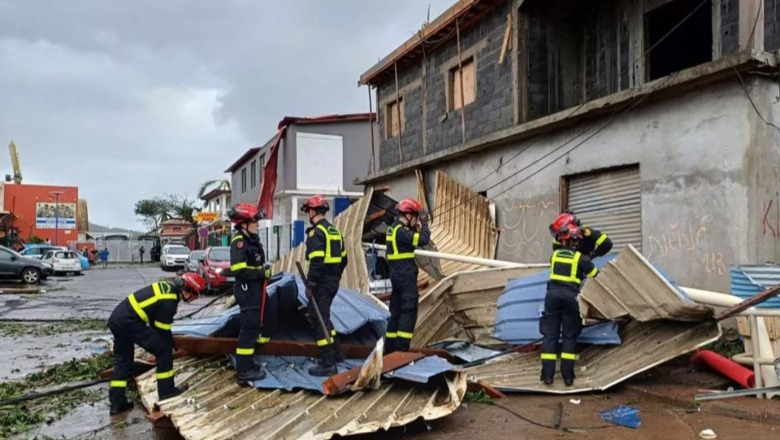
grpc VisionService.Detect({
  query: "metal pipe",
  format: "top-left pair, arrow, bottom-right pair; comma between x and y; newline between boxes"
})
362,243 -> 548,269
749,315 -> 764,398
681,287 -> 780,317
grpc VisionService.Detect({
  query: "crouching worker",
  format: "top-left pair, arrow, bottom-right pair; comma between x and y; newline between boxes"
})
107,272 -> 205,415
540,225 -> 598,387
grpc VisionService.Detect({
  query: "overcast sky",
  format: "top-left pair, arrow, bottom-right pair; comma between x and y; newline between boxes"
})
0,0 -> 453,230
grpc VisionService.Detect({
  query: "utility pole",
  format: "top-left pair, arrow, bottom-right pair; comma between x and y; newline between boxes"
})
49,191 -> 64,246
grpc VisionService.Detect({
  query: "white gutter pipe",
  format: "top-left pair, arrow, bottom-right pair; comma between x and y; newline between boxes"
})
680,287 -> 780,317
362,243 -> 548,269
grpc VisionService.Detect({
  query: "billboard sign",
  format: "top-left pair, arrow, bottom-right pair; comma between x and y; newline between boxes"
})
36,202 -> 77,229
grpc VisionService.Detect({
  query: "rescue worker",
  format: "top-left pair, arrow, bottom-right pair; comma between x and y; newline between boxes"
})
228,203 -> 272,385
384,198 -> 430,354
549,210 -> 613,259
302,195 -> 347,376
540,225 -> 598,387
107,272 -> 205,415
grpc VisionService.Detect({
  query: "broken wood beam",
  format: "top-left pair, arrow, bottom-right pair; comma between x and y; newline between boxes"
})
322,351 -> 426,396
714,284 -> 780,321
467,380 -> 506,399
172,336 -> 457,362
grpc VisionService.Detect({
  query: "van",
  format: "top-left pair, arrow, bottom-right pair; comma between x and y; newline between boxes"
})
160,244 -> 191,271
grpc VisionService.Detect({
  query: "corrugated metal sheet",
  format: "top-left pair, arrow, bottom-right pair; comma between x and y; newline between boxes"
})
578,245 -> 712,322
427,340 -> 502,363
494,254 -> 621,345
413,267 -> 546,347
567,166 -> 642,252
231,355 -> 363,393
386,356 -> 454,383
731,265 -> 780,308
136,356 -> 467,440
173,273 -> 389,339
466,320 -> 720,393
417,171 -> 499,288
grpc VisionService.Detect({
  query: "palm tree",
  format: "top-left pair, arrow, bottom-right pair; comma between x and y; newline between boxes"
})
198,179 -> 231,207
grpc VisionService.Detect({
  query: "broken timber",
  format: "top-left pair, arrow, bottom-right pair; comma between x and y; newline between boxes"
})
323,352 -> 426,396
714,284 -> 780,321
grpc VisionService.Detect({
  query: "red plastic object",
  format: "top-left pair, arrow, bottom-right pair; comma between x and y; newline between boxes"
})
691,350 -> 755,388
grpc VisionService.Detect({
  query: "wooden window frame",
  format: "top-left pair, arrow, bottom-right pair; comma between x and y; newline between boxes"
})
448,56 -> 477,112
385,97 -> 405,139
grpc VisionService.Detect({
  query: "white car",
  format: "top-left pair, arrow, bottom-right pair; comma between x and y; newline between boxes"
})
160,244 -> 191,271
41,250 -> 83,275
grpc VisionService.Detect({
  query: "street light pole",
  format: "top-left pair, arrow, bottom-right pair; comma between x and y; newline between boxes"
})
49,191 -> 64,246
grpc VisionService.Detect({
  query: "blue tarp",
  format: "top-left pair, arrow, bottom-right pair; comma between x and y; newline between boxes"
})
494,255 -> 622,345
228,354 -> 363,392
600,405 -> 641,429
386,356 -> 454,384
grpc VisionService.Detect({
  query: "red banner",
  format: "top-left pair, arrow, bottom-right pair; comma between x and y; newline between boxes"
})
257,127 -> 286,219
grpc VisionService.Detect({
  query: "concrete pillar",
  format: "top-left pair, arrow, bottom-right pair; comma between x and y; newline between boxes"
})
739,0 -> 764,51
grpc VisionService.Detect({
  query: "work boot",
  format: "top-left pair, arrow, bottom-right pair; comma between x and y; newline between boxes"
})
564,377 -> 574,387
332,337 -> 345,363
109,399 -> 134,415
308,359 -> 338,377
541,359 -> 556,385
540,374 -> 554,385
158,384 -> 188,401
561,359 -> 576,387
236,367 -> 266,385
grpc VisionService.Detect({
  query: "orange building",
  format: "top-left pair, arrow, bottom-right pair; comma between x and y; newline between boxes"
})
3,183 -> 79,245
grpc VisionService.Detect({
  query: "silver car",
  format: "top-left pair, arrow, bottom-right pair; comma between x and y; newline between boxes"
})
185,250 -> 205,273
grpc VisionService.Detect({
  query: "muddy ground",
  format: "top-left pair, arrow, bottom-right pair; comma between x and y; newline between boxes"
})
1,267 -> 778,439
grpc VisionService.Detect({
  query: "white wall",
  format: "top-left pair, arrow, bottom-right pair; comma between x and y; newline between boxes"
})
296,132 -> 344,191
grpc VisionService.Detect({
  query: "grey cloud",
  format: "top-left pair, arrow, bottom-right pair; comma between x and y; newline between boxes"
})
0,0 -> 452,230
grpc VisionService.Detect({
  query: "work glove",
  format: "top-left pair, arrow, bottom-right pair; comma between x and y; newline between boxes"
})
262,262 -> 273,279
419,210 -> 430,225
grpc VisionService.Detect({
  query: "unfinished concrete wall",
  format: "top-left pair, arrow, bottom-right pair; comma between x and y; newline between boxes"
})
745,77 -> 780,264
765,0 -> 780,50
372,79 -> 761,292
722,0 -> 740,54
375,2 -> 514,170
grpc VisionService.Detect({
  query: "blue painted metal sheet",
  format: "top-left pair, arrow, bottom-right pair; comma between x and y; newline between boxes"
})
386,356 -> 454,384
227,354 -> 363,392
173,272 -> 389,340
494,255 -> 621,345
427,341 -> 502,363
731,265 -> 780,308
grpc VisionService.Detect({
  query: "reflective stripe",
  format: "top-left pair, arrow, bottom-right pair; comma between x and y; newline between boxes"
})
386,224 -> 415,260
561,352 -> 578,360
330,329 -> 336,336
552,239 -> 561,246
152,282 -> 178,300
316,338 -> 332,346
154,321 -> 173,331
230,262 -> 264,271
110,380 -> 127,388
586,267 -> 598,278
257,336 -> 270,344
397,331 -> 414,339
128,293 -> 150,323
549,250 -> 582,284
412,232 -> 420,247
385,332 -> 398,339
307,224 -> 344,264
236,347 -> 255,355
156,370 -> 175,380
540,353 -> 558,360
595,233 -> 608,247
231,235 -> 243,243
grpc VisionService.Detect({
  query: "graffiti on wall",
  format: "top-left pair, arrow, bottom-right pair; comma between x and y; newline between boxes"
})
646,217 -> 726,277
497,197 -> 558,260
762,199 -> 780,238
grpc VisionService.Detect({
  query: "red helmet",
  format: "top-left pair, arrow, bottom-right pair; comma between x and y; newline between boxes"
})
179,272 -> 206,295
228,203 -> 264,224
301,195 -> 329,213
557,224 -> 582,242
397,198 -> 422,214
549,213 -> 575,237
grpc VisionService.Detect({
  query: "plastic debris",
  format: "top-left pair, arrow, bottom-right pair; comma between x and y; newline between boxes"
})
698,429 -> 717,439
569,399 -> 581,405
599,405 -> 641,429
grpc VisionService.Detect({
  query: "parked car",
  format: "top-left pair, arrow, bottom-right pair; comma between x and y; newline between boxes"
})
160,244 -> 191,271
185,250 -> 205,273
21,244 -> 90,270
199,246 -> 233,293
0,246 -> 52,284
40,250 -> 83,276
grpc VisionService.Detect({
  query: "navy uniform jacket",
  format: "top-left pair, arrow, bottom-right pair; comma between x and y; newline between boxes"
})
305,218 -> 347,284
548,248 -> 598,293
386,220 -> 431,280
109,281 -> 181,346
552,226 -> 613,258
230,230 -> 269,283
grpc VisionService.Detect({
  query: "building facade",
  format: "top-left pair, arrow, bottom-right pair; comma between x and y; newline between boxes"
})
226,113 -> 378,225
3,183 -> 79,245
358,0 -> 780,292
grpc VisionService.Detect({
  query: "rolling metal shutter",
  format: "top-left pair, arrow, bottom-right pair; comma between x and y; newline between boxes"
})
567,166 -> 642,252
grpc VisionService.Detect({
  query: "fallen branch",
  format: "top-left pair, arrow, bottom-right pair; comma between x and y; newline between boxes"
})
0,378 -> 107,406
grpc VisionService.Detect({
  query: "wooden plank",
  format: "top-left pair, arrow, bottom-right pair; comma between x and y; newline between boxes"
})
498,13 -> 512,64
715,284 -> 780,321
322,352 -> 427,396
467,380 -> 507,399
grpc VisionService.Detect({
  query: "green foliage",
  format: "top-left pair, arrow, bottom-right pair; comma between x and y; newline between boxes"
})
464,389 -> 494,404
135,194 -> 200,232
28,234 -> 43,244
704,328 -> 744,359
0,320 -> 107,338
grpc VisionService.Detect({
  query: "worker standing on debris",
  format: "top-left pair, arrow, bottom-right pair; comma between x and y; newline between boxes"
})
540,225 -> 598,387
385,198 -> 430,354
302,195 -> 347,376
228,204 -> 273,385
549,210 -> 613,258
107,272 -> 205,415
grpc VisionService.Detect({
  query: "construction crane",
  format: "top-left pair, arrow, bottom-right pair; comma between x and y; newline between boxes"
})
8,141 -> 22,184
